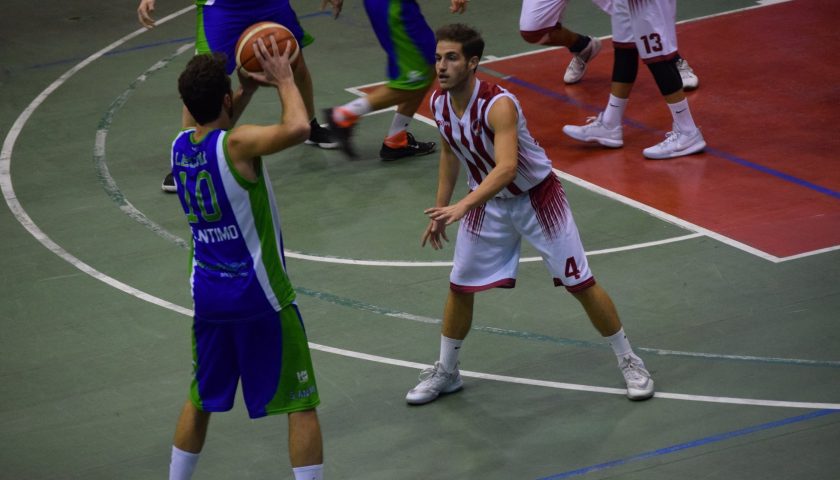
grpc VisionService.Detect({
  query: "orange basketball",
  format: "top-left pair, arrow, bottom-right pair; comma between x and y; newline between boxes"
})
235,22 -> 300,73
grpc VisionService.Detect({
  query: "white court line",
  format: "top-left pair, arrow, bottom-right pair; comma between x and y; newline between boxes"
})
3,2 -> 838,412
284,232 -> 702,267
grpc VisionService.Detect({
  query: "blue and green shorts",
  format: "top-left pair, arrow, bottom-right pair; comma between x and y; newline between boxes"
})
364,0 -> 436,90
195,1 -> 314,74
189,304 -> 319,418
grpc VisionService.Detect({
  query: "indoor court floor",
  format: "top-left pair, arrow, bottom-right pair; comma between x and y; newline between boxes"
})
2,0 -> 839,479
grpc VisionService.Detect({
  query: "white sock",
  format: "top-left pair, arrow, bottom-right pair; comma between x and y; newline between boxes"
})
339,97 -> 372,118
667,98 -> 698,133
387,112 -> 413,138
605,328 -> 633,358
439,335 -> 463,372
602,94 -> 628,129
293,464 -> 324,480
169,446 -> 200,480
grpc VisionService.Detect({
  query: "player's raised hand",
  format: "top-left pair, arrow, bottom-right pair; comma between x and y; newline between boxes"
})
137,0 -> 157,28
249,37 -> 294,86
321,0 -> 344,19
450,0 -> 469,14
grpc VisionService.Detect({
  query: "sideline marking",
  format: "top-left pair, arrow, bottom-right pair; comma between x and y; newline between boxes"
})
4,4 -> 838,413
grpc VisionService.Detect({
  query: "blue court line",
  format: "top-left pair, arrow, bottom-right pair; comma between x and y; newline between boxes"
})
27,36 -> 194,70
498,74 -> 840,201
536,409 -> 840,479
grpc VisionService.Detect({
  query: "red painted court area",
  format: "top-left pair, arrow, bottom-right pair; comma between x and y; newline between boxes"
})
375,0 -> 840,260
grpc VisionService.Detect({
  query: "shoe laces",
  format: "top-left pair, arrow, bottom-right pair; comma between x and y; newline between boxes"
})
584,113 -> 606,127
619,355 -> 650,384
416,361 -> 456,389
405,131 -> 419,146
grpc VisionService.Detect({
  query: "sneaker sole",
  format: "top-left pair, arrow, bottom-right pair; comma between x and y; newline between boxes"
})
626,381 -> 655,401
405,379 -> 464,405
643,140 -> 706,159
562,126 -> 623,148
305,139 -> 341,149
380,149 -> 436,161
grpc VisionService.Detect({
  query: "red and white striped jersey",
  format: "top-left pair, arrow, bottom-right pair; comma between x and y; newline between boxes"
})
430,80 -> 553,198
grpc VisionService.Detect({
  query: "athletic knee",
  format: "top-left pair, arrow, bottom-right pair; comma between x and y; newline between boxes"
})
612,46 -> 639,83
520,29 -> 551,45
647,57 -> 683,96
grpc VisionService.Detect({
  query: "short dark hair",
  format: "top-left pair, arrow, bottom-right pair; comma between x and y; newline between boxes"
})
435,23 -> 485,63
177,53 -> 231,125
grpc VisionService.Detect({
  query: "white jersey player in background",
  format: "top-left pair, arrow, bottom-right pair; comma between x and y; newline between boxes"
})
405,23 -> 655,405
563,0 -> 705,159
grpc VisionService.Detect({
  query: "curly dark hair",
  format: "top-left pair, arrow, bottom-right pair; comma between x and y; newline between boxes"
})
177,52 -> 231,125
435,23 -> 485,64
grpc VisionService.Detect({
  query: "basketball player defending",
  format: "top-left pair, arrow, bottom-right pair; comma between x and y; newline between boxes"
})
406,23 -> 654,405
167,41 -> 323,480
562,0 -> 705,159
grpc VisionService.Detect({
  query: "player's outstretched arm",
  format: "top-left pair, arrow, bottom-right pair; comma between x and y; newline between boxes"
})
228,38 -> 310,164
137,0 -> 156,28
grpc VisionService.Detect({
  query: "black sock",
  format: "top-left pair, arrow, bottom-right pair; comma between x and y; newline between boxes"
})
569,35 -> 591,53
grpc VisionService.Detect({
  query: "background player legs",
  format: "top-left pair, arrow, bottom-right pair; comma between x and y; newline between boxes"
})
327,80 -> 436,160
520,24 -> 602,84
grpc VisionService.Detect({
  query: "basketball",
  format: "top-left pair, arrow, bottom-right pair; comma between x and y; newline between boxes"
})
235,22 -> 300,73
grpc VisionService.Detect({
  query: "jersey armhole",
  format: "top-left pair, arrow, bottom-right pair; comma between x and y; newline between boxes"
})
222,131 -> 260,191
482,93 -> 517,133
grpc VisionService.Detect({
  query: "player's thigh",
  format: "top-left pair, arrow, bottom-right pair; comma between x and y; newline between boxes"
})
235,306 -> 320,419
610,0 -> 635,44
451,201 -> 522,291
514,177 -> 594,290
364,0 -> 435,89
191,320 -> 239,412
629,0 -> 679,60
519,0 -> 570,31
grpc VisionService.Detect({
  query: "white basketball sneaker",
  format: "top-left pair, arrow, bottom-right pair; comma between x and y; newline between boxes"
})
405,361 -> 463,405
564,37 -> 602,84
562,113 -> 623,148
643,127 -> 706,159
676,58 -> 699,91
619,354 -> 654,400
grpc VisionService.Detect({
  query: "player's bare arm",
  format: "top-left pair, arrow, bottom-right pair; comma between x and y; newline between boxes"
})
425,97 -> 519,227
422,141 -> 460,250
137,0 -> 156,28
227,38 -> 310,180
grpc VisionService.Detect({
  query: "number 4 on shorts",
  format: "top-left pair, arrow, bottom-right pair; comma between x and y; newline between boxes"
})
564,256 -> 581,280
